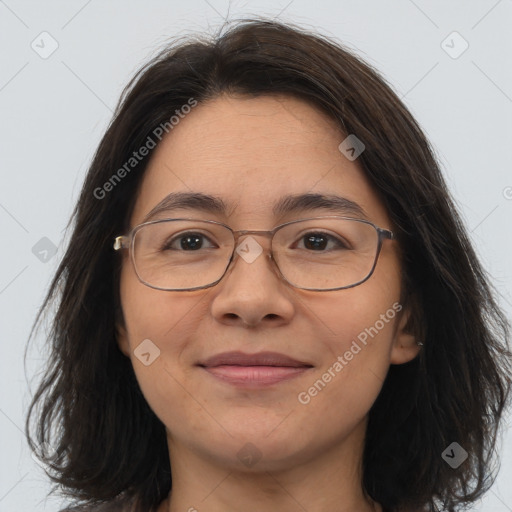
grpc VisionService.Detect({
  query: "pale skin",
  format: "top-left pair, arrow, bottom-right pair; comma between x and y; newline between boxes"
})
116,94 -> 420,512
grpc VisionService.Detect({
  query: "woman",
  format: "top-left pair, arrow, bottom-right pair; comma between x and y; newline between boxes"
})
25,18 -> 511,512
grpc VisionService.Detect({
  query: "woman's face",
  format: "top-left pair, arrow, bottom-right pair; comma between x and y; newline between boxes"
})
116,94 -> 418,473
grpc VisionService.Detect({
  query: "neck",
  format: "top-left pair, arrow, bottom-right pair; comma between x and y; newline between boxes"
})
161,420 -> 382,512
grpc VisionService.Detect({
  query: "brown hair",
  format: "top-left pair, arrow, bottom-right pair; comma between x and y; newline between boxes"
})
25,18 -> 511,512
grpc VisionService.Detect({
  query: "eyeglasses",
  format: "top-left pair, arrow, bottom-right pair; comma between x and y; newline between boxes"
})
113,216 -> 394,292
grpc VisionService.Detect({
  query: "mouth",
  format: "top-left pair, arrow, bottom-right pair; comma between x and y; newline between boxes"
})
197,351 -> 313,387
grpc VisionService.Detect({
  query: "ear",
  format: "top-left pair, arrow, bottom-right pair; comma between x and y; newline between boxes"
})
115,307 -> 130,357
390,303 -> 421,365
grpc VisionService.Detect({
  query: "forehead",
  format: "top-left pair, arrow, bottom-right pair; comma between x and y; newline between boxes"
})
130,94 -> 389,228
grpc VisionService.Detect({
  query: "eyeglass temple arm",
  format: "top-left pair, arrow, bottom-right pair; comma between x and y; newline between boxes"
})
379,228 -> 394,240
113,236 -> 129,251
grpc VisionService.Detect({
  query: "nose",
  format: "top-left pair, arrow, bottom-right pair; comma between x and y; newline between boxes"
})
209,235 -> 295,328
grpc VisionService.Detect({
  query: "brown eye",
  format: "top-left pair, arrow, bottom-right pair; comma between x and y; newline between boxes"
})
162,232 -> 216,251
298,232 -> 349,251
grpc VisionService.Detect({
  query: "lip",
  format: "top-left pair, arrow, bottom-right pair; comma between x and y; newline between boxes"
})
198,351 -> 313,388
199,350 -> 311,368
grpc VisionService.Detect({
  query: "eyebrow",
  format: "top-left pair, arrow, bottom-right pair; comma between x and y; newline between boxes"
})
142,191 -> 367,223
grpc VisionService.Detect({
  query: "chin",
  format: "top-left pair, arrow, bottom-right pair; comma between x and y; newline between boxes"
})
197,426 -> 312,470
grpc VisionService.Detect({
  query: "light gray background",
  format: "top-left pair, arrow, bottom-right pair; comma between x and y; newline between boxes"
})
1,1 -> 511,510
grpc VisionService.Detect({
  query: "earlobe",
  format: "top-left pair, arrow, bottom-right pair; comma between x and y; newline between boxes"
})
390,305 -> 422,365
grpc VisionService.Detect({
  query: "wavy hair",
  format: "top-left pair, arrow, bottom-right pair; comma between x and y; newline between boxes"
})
25,18 -> 511,512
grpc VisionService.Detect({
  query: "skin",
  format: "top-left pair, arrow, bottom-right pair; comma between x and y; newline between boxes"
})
116,94 -> 420,512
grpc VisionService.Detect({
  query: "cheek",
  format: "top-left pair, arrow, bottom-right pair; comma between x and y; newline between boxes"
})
307,274 -> 401,360
295,264 -> 402,409
119,258 -> 209,349
118,267 -> 213,428
304,296 -> 400,390
293,304 -> 401,450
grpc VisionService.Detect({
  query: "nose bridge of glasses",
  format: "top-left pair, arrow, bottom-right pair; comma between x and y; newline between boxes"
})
228,229 -> 284,287
230,229 -> 287,282
233,229 -> 274,251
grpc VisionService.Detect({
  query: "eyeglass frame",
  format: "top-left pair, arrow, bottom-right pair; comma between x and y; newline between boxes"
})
113,216 -> 394,292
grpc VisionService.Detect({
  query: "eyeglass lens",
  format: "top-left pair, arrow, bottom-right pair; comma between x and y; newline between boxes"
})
131,219 -> 381,291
